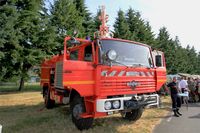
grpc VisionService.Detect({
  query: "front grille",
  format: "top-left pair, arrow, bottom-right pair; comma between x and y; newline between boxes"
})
100,78 -> 156,95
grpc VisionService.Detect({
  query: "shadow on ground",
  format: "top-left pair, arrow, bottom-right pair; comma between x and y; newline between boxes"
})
0,102 -> 140,133
0,92 -> 172,133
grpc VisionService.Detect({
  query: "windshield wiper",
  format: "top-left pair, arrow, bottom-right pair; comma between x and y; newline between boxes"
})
111,60 -> 130,68
131,63 -> 150,69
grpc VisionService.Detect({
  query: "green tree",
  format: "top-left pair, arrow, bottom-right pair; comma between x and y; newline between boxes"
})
0,0 -> 51,90
125,8 -> 137,40
142,21 -> 155,46
17,0 -> 49,90
156,27 -> 177,74
185,45 -> 197,74
173,36 -> 184,73
190,46 -> 198,74
73,0 -> 95,38
197,52 -> 200,74
93,8 -> 101,32
156,29 -> 199,74
0,0 -> 20,81
49,0 -> 84,51
126,8 -> 155,45
83,11 -> 96,38
73,0 -> 85,17
114,9 -> 131,39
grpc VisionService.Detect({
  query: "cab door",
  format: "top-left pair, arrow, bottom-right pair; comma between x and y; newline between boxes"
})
63,44 -> 95,96
152,50 -> 167,91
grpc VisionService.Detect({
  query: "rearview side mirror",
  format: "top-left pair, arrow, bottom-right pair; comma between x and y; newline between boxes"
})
67,37 -> 80,47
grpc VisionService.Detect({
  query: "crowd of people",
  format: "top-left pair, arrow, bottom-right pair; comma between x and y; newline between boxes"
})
187,77 -> 200,102
166,76 -> 200,117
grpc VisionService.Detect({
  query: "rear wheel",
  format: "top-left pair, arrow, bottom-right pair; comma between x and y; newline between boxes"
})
70,95 -> 93,130
43,88 -> 55,109
121,107 -> 143,121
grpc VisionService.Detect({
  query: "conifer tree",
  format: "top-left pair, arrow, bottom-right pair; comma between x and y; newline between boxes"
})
173,36 -> 184,73
185,45 -> 197,74
142,21 -> 155,45
93,8 -> 101,32
197,52 -> 200,74
114,9 -> 131,39
0,0 -> 50,90
126,8 -> 137,40
73,0 -> 95,38
156,27 -> 176,74
50,0 -> 83,51
0,0 -> 20,81
126,8 -> 155,45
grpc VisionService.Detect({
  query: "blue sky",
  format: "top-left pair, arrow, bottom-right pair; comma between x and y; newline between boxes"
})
85,0 -> 200,52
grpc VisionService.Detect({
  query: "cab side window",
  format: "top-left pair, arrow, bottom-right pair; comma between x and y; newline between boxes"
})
84,45 -> 92,62
70,50 -> 79,60
155,55 -> 162,67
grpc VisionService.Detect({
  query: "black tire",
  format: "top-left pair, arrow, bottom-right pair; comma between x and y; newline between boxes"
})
44,88 -> 55,109
122,107 -> 143,121
70,95 -> 93,130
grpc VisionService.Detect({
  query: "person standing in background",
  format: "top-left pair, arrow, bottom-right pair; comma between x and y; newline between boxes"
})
195,78 -> 200,102
188,77 -> 196,102
167,77 -> 182,117
178,76 -> 188,103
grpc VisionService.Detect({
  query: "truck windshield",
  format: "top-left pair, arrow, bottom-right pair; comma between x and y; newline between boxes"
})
100,40 -> 153,68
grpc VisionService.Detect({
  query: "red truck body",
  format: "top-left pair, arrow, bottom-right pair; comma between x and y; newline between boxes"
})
40,6 -> 166,130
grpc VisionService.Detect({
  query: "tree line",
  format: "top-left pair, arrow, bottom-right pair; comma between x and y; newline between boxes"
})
0,0 -> 200,90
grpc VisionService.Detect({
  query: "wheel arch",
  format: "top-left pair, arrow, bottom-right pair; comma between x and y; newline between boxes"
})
69,89 -> 81,103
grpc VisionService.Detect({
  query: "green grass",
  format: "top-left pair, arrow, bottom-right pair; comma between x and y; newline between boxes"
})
0,90 -> 171,133
0,83 -> 41,93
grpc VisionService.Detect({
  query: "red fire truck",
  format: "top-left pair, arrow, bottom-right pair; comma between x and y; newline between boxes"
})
40,6 -> 166,130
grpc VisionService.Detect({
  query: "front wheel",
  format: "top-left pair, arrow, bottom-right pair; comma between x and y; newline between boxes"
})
121,107 -> 143,121
70,95 -> 93,130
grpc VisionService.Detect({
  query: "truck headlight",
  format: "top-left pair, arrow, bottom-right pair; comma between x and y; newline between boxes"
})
104,101 -> 112,110
112,100 -> 120,109
107,49 -> 117,61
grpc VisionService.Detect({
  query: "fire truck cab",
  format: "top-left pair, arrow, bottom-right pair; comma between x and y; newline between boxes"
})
40,6 -> 166,130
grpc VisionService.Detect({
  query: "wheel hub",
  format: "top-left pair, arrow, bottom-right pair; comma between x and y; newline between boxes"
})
73,104 -> 83,119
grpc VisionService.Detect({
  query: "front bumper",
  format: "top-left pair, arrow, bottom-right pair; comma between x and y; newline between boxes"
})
96,94 -> 159,112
